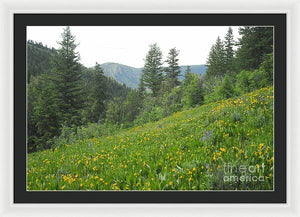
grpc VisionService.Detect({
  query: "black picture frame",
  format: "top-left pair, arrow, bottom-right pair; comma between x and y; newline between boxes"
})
14,13 -> 286,203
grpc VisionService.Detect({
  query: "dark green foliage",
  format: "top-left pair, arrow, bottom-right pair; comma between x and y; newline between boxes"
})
27,40 -> 56,82
165,47 -> 181,89
259,53 -> 273,84
30,74 -> 61,151
137,73 -> 146,99
88,63 -> 107,123
123,90 -> 143,123
235,27 -> 273,71
27,76 -> 40,152
51,26 -> 85,127
105,77 -> 131,100
183,66 -> 193,87
142,43 -> 164,97
206,37 -> 226,78
224,27 -> 235,74
235,53 -> 273,94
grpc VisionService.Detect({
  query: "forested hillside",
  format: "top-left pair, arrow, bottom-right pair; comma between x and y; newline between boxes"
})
27,40 -> 57,82
27,38 -> 131,152
27,26 -> 274,190
27,43 -> 207,89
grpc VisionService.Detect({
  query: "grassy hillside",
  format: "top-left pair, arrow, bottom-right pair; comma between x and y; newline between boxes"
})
27,87 -> 274,191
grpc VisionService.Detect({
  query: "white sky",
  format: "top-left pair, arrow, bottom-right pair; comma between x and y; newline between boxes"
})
27,26 -> 240,68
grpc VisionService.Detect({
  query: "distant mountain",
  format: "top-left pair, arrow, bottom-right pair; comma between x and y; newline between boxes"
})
101,63 -> 207,89
179,65 -> 207,80
101,62 -> 141,89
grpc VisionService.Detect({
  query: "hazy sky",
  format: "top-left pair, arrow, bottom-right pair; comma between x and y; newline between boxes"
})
27,26 -> 240,68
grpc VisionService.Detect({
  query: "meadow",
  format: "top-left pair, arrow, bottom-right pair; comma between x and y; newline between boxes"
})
27,86 -> 274,191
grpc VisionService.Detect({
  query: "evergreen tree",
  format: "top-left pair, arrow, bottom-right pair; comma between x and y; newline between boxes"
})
123,90 -> 143,123
91,62 -> 107,122
235,27 -> 273,71
185,65 -> 191,76
27,76 -> 40,152
224,27 -> 235,74
51,26 -> 84,127
165,47 -> 181,89
137,73 -> 146,98
142,43 -> 164,97
206,37 -> 226,78
32,74 -> 61,150
183,66 -> 193,88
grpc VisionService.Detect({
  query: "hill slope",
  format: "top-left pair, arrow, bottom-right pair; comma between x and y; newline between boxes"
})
27,87 -> 273,191
27,40 -> 57,82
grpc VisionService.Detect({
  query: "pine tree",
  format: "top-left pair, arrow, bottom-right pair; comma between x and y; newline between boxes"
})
224,27 -> 235,74
206,36 -> 226,78
32,74 -> 61,150
165,47 -> 181,89
183,66 -> 193,87
235,27 -> 273,71
142,43 -> 164,97
51,26 -> 84,127
185,65 -> 191,76
138,73 -> 146,97
89,62 -> 107,123
123,90 -> 142,123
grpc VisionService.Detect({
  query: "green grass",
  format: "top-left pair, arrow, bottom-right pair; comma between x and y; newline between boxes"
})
27,86 -> 274,191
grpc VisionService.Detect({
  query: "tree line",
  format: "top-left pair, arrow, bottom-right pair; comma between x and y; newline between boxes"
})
27,26 -> 273,152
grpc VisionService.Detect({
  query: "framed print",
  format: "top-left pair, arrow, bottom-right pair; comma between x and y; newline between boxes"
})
13,13 -> 286,203
0,0 -> 299,215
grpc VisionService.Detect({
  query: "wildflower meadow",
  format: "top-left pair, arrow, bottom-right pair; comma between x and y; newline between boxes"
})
27,86 -> 274,191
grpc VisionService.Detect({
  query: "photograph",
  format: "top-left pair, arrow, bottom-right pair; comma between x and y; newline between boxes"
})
26,25 -> 274,191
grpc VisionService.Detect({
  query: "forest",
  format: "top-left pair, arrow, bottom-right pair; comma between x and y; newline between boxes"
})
27,26 -> 274,190
28,26 -> 273,153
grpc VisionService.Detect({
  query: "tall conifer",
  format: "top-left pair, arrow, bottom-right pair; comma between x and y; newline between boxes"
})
165,47 -> 181,89
142,43 -> 164,97
52,26 -> 84,127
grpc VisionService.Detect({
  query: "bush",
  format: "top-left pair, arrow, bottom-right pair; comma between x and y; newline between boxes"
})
249,69 -> 269,90
52,122 -> 122,148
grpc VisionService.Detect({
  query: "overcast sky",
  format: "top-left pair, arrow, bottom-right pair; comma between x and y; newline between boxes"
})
27,26 -> 241,68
